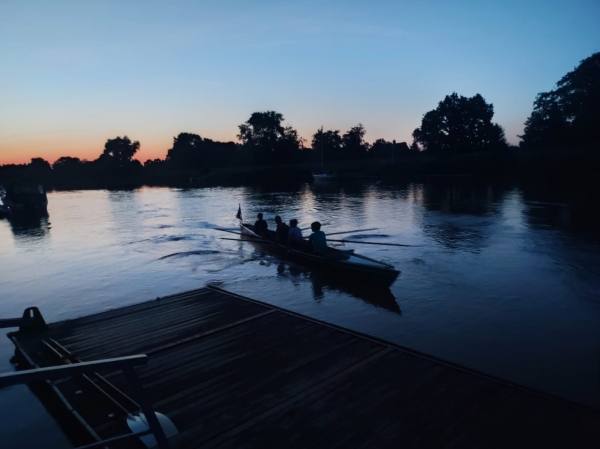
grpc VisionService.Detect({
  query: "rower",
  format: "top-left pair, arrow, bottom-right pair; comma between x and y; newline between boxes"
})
309,221 -> 328,256
254,213 -> 268,235
274,215 -> 290,243
288,219 -> 303,245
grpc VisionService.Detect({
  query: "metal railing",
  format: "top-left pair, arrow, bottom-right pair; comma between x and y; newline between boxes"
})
0,354 -> 171,449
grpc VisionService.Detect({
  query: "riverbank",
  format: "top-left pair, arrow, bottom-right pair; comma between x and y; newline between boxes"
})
2,146 -> 599,191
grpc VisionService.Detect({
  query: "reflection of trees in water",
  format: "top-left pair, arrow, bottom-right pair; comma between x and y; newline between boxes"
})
419,183 -> 510,253
277,262 -> 401,314
106,189 -> 146,234
519,184 -> 600,237
8,212 -> 51,241
419,182 -> 508,216
423,222 -> 487,253
517,185 -> 600,293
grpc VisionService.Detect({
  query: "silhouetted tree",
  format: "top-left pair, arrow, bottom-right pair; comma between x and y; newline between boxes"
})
144,158 -> 164,168
409,141 -> 421,152
311,128 -> 342,162
369,139 -> 410,159
237,111 -> 302,164
342,124 -> 368,159
520,52 -> 600,148
412,93 -> 508,154
166,133 -> 203,168
29,158 -> 52,172
166,133 -> 237,168
52,156 -> 82,170
97,136 -> 140,168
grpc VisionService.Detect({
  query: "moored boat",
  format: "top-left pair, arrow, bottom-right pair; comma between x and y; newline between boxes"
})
1,182 -> 48,213
312,172 -> 338,181
240,222 -> 400,287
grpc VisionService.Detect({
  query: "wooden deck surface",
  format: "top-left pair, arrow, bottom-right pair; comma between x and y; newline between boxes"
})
8,286 -> 600,448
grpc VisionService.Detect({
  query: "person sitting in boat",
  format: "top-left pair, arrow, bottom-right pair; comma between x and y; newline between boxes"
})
254,213 -> 268,235
288,219 -> 303,245
309,221 -> 328,256
274,215 -> 290,243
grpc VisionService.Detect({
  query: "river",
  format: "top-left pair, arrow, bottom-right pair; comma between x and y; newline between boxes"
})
1,181 -> 599,445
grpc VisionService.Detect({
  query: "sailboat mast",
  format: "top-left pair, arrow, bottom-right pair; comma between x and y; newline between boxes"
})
320,126 -> 324,168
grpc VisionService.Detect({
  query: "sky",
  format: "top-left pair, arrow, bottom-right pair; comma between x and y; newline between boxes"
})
1,0 -> 599,165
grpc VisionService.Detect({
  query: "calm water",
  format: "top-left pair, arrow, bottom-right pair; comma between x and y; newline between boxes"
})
1,181 -> 600,443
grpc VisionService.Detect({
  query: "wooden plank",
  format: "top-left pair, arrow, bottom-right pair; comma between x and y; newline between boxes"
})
166,328 -> 368,420
56,294 -> 260,345
96,312 -> 292,385
62,302 -> 267,358
55,299 -> 227,344
102,314 -> 321,400
206,351 -> 443,449
143,323 -> 340,403
175,347 -> 394,449
53,288 -> 214,329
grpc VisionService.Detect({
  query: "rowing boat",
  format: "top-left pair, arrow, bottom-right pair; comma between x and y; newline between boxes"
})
240,223 -> 400,287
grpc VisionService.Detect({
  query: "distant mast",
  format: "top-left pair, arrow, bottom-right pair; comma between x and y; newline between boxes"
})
320,126 -> 324,171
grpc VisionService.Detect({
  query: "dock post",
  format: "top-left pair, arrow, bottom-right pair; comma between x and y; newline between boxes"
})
123,366 -> 171,449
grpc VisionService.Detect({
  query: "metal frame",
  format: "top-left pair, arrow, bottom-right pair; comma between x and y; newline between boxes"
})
0,354 -> 171,449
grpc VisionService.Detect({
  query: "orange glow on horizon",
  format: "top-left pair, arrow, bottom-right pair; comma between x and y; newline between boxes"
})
0,131 -> 240,165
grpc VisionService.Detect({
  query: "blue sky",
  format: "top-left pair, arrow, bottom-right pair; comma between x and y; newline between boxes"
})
1,0 -> 599,163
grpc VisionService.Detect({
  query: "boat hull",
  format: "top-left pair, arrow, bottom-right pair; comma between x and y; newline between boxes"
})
240,224 -> 400,287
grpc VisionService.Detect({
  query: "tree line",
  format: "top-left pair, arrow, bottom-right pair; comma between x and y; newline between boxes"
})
1,51 -> 598,185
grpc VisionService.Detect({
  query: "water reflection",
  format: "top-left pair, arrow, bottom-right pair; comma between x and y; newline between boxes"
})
276,262 -> 401,314
417,183 -> 509,253
2,182 -> 600,409
419,183 -> 507,215
7,212 -> 51,241
520,185 -> 600,238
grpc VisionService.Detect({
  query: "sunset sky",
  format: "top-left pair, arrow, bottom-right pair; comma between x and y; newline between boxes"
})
1,0 -> 599,165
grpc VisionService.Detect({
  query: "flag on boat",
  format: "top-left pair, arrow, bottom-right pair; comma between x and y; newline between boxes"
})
236,204 -> 242,221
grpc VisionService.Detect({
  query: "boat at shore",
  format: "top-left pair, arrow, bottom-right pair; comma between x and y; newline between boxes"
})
240,222 -> 400,287
312,172 -> 338,181
1,182 -> 48,213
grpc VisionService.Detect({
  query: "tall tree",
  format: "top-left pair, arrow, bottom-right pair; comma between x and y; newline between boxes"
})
166,133 -> 203,168
52,156 -> 82,170
311,128 -> 342,162
520,52 -> 600,148
342,124 -> 368,159
237,111 -> 301,163
166,133 -> 237,168
412,93 -> 507,153
369,139 -> 410,159
29,157 -> 52,171
98,136 -> 140,168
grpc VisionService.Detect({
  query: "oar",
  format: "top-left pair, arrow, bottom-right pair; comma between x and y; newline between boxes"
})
326,228 -> 378,237
215,228 -> 245,236
299,227 -> 378,235
327,239 -> 419,247
219,237 -> 281,246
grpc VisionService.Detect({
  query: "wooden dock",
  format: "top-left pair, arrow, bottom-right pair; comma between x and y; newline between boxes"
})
6,286 -> 600,448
